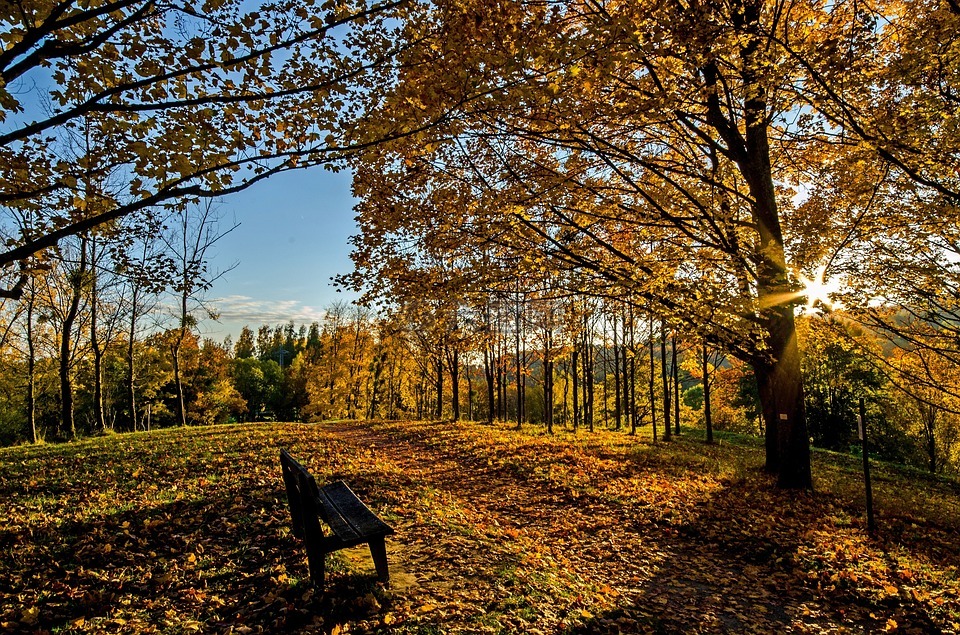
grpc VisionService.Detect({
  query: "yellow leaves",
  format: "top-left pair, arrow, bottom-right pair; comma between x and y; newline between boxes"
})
171,154 -> 193,176
20,607 -> 39,625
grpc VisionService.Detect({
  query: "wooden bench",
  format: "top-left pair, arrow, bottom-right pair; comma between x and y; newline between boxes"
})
279,449 -> 394,589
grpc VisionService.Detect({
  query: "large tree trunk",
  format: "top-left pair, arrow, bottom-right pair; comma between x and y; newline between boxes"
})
703,3 -> 812,488
754,317 -> 811,488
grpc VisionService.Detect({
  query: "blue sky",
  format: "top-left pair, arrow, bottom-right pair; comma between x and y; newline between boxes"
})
199,167 -> 360,341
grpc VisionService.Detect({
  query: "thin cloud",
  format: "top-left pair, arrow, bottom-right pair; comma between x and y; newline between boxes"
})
210,295 -> 330,327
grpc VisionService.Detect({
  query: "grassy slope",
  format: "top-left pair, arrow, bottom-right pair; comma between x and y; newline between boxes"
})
0,421 -> 957,634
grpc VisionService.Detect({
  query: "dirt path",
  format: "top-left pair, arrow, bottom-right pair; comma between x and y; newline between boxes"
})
320,421 -> 845,634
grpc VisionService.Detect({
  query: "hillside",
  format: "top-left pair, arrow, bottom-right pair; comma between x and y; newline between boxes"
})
1,421 -> 958,634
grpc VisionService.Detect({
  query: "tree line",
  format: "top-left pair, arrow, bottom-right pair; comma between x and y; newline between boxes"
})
3,263 -> 956,476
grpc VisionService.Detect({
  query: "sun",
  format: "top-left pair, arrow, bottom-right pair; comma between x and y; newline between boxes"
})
797,265 -> 842,312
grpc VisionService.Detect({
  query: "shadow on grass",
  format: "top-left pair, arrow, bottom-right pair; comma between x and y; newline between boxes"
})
555,476 -> 949,635
0,480 -> 391,634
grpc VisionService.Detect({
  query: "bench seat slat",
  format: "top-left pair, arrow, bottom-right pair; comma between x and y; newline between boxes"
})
318,481 -> 394,542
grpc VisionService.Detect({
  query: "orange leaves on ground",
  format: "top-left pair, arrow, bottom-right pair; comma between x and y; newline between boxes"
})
1,420 -> 959,633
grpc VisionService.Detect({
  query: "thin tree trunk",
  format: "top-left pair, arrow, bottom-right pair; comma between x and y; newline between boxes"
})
703,342 -> 714,444
514,289 -> 522,428
582,312 -> 593,432
368,349 -> 386,420
484,344 -> 494,424
451,347 -> 460,421
602,338 -> 609,430
90,235 -> 106,434
465,356 -> 473,421
625,332 -> 633,434
544,325 -> 554,434
649,314 -> 657,442
59,234 -> 88,440
661,319 -> 671,440
613,317 -> 621,431
26,279 -> 37,443
672,332 -> 681,435
172,287 -> 188,427
126,287 -> 139,432
572,347 -> 580,432
434,353 -> 443,419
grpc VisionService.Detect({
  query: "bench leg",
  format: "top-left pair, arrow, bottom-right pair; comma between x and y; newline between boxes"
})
368,537 -> 390,584
305,543 -> 326,589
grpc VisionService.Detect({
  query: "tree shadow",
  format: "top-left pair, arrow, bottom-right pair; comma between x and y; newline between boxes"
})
555,475 -> 948,635
0,478 -> 394,634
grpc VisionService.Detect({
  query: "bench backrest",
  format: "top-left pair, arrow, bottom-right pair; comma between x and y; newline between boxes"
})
280,448 -> 320,540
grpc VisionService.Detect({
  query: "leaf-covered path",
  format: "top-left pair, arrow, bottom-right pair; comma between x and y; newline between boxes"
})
1,420 -> 957,634
316,420 -> 957,634
324,422 -> 859,634
329,421 -> 808,633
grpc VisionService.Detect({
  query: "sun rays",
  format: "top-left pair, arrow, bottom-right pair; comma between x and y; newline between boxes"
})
797,264 -> 843,312
758,265 -> 843,312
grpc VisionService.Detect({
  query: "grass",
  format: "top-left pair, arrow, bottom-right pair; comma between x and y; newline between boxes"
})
0,420 -> 958,634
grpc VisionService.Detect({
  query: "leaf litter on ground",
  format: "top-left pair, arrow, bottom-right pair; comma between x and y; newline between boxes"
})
0,420 -> 957,634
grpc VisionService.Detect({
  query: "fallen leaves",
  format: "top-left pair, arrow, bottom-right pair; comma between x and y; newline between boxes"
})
0,419 -> 958,634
